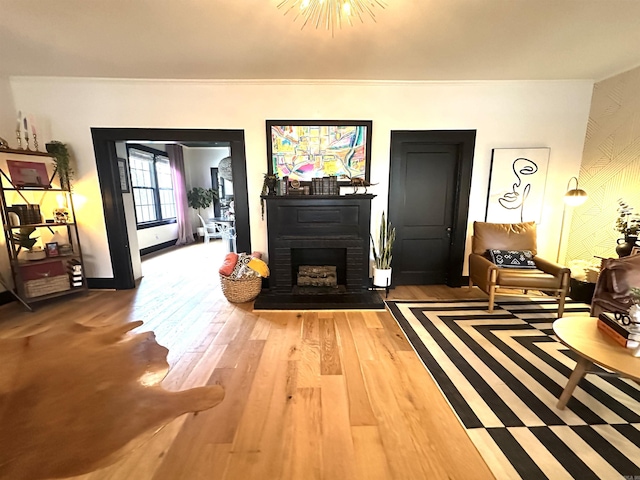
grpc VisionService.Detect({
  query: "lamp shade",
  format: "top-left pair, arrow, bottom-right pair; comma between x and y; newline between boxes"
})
564,188 -> 588,206
562,177 -> 588,206
218,157 -> 233,182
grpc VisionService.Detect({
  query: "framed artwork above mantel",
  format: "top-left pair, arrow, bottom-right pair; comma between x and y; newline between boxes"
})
266,120 -> 372,186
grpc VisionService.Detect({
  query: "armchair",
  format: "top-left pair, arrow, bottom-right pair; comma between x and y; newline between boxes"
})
468,221 -> 571,317
590,254 -> 640,317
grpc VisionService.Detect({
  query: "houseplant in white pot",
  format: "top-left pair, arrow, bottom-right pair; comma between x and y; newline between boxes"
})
187,187 -> 217,236
371,211 -> 395,287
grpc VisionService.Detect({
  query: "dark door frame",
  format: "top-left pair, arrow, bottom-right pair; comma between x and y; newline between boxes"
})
91,128 -> 250,290
389,130 -> 476,287
210,167 -> 221,217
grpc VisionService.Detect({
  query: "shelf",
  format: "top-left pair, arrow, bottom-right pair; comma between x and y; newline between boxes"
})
1,147 -> 86,311
0,148 -> 52,157
13,254 -> 79,267
21,285 -> 87,303
6,222 -> 75,230
3,187 -> 69,192
260,194 -> 375,200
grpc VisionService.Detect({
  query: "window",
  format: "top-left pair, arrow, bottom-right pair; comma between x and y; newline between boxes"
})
128,146 -> 176,228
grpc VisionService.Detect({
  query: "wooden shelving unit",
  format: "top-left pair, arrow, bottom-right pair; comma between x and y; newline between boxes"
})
0,149 -> 87,310
0,148 -> 51,157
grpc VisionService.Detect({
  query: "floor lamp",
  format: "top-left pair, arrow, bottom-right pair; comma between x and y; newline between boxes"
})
556,176 -> 588,262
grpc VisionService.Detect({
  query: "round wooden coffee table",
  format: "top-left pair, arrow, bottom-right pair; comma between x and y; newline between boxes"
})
552,316 -> 640,409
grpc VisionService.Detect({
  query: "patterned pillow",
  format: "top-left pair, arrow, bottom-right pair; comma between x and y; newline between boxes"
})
230,253 -> 252,278
487,249 -> 536,269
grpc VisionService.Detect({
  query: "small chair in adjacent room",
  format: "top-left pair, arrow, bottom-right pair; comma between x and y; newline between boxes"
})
468,221 -> 571,317
197,214 -> 218,244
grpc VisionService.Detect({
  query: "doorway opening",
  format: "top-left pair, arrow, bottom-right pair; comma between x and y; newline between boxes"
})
91,128 -> 250,290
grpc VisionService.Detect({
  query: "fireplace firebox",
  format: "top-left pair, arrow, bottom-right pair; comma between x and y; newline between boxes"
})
253,194 -> 384,310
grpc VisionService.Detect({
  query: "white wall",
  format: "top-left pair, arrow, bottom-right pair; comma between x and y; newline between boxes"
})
114,141 -> 142,280
0,77 -> 17,293
0,77 -> 16,138
8,78 -> 593,279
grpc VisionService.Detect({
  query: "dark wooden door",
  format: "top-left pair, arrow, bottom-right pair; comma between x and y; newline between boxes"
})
388,131 -> 476,286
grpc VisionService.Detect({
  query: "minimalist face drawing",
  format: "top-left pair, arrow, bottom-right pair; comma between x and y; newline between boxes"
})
497,157 -> 538,222
485,148 -> 549,224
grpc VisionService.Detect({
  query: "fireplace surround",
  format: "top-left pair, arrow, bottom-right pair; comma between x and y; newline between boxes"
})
253,194 -> 385,310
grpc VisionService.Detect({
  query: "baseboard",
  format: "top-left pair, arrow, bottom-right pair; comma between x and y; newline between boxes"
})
0,290 -> 15,306
86,277 -> 118,289
140,240 -> 177,257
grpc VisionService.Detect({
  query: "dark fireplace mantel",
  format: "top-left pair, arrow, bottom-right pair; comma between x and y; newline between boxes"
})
253,194 -> 384,310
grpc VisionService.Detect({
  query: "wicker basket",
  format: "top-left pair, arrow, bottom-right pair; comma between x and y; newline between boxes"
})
219,274 -> 262,303
24,275 -> 70,298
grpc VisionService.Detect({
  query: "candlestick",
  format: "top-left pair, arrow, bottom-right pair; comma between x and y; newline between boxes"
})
31,120 -> 38,151
23,117 -> 30,150
16,111 -> 22,149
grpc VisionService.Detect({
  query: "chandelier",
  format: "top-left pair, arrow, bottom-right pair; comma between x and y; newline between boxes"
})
277,0 -> 386,33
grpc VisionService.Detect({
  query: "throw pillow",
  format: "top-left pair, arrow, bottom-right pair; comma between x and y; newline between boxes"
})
487,249 -> 536,269
219,252 -> 239,276
230,253 -> 252,278
248,258 -> 270,277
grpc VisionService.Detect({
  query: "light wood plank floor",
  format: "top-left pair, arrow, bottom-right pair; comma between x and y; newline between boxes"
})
0,241 -> 495,480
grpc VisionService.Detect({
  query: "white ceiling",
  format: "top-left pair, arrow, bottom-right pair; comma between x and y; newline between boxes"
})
1,0 -> 640,82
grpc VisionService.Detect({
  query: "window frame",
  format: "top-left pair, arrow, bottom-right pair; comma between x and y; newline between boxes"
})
126,144 -> 177,230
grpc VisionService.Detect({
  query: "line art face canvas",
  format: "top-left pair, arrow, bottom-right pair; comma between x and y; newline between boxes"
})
485,148 -> 550,224
266,120 -> 372,184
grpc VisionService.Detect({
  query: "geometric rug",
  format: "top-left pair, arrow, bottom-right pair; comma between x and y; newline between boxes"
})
386,297 -> 640,480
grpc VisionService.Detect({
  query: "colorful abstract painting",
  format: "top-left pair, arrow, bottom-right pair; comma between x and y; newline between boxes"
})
267,121 -> 371,183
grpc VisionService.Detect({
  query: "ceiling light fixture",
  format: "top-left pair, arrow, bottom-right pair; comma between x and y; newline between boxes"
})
277,0 -> 386,35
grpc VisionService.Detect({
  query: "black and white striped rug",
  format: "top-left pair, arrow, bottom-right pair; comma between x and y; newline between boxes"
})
386,297 -> 640,480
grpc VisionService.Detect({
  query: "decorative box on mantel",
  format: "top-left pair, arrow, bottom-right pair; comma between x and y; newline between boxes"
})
256,194 -> 383,310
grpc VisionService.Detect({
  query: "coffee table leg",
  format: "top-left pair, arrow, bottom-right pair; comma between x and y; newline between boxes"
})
557,356 -> 593,409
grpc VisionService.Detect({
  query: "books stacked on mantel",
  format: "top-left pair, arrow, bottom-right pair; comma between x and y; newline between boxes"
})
597,312 -> 640,347
311,176 -> 339,195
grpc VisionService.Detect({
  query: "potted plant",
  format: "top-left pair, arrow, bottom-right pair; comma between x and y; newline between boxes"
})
13,226 -> 45,260
615,199 -> 640,257
371,211 -> 395,287
261,173 -> 278,220
45,141 -> 74,190
187,187 -> 218,235
187,187 -> 218,215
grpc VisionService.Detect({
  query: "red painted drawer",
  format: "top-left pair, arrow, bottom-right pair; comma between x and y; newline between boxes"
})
20,261 -> 66,281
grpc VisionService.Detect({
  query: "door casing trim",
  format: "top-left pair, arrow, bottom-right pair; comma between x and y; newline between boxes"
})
91,128 -> 250,289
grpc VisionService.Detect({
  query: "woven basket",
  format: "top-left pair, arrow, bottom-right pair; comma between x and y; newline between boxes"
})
24,275 -> 70,298
219,274 -> 262,303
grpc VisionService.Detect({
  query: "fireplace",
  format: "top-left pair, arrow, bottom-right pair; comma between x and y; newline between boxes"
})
253,194 -> 384,310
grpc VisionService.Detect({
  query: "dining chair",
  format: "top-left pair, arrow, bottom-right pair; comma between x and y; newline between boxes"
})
197,214 -> 217,244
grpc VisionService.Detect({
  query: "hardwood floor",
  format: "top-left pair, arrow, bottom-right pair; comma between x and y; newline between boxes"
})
0,241 -> 495,480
